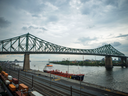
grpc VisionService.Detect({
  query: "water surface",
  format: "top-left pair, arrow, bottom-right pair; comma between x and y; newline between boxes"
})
17,61 -> 128,93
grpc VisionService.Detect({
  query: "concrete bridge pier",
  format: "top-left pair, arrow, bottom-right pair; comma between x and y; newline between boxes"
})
121,57 -> 128,68
105,56 -> 113,70
23,54 -> 30,70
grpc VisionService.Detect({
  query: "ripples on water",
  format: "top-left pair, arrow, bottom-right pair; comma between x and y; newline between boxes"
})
17,61 -> 128,93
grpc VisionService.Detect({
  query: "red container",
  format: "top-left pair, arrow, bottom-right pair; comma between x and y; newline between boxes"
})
1,75 -> 6,81
12,78 -> 19,84
15,91 -> 26,96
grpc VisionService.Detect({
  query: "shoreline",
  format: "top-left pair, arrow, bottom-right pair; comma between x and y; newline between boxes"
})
50,62 -> 122,66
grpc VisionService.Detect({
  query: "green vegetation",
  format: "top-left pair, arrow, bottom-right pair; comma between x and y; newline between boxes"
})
50,60 -> 104,66
50,60 -> 122,66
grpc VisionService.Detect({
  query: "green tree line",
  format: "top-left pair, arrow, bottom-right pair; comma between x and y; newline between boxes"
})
50,60 -> 121,66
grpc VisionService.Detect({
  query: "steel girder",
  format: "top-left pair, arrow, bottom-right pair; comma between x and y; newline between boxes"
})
0,33 -> 125,57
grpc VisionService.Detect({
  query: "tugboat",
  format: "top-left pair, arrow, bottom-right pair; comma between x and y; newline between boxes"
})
43,64 -> 84,81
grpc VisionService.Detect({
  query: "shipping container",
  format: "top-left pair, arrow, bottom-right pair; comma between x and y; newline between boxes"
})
9,84 -> 16,92
12,78 -> 19,84
4,73 -> 8,78
30,91 -> 43,96
5,80 -> 10,85
19,84 -> 29,96
8,75 -> 12,80
1,75 -> 6,81
12,82 -> 19,88
1,71 -> 5,75
15,91 -> 26,96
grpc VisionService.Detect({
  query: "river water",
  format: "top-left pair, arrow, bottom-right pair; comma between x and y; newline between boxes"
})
17,61 -> 128,93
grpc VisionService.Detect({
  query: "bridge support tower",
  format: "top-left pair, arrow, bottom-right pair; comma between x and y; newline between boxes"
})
105,56 -> 113,70
23,54 -> 30,70
121,57 -> 128,68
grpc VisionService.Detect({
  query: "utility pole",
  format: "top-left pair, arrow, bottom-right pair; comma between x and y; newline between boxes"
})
68,58 -> 70,74
83,55 -> 84,66
95,56 -> 96,64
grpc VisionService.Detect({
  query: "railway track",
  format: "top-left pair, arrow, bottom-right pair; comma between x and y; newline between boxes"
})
8,68 -> 96,96
2,65 -> 128,96
10,71 -> 70,96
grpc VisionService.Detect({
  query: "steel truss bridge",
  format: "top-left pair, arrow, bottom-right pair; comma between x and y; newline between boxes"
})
0,33 -> 127,70
0,33 -> 127,58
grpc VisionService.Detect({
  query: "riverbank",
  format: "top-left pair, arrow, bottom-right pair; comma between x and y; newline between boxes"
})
50,61 -> 122,66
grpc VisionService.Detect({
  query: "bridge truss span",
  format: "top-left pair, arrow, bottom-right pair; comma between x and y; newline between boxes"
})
0,33 -> 126,57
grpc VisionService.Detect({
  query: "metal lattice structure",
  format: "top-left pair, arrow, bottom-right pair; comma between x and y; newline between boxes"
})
0,33 -> 126,57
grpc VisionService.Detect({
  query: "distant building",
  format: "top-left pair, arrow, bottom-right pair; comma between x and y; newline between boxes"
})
14,59 -> 18,62
85,59 -> 90,62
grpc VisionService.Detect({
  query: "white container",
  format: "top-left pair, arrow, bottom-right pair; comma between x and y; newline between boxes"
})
30,91 -> 43,96
5,80 -> 10,85
12,82 -> 19,88
12,82 -> 15,85
15,84 -> 19,88
8,75 -> 12,80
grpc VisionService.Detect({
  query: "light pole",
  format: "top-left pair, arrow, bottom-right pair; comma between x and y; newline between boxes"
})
67,58 -> 70,74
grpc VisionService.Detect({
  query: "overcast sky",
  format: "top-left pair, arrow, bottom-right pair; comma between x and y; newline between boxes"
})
0,0 -> 128,61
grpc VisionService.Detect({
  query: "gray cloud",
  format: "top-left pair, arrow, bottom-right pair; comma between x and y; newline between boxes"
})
80,0 -> 128,25
104,0 -> 119,7
76,37 -> 97,45
22,27 -> 28,30
46,0 -> 70,14
81,6 -> 90,15
80,0 -> 100,15
80,0 -> 90,3
0,0 -> 45,14
102,42 -> 108,46
87,25 -> 95,29
0,0 -> 70,15
0,0 -> 128,59
0,17 -> 11,28
102,42 -> 121,47
22,26 -> 47,31
111,42 -> 121,47
114,43 -> 128,56
32,15 -> 40,18
47,15 -> 59,22
40,27 -> 47,31
116,34 -> 128,38
29,26 -> 38,29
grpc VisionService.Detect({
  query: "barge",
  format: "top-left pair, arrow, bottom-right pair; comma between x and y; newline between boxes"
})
43,64 -> 84,81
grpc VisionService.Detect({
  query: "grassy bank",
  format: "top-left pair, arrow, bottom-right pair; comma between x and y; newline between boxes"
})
50,60 -> 121,66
